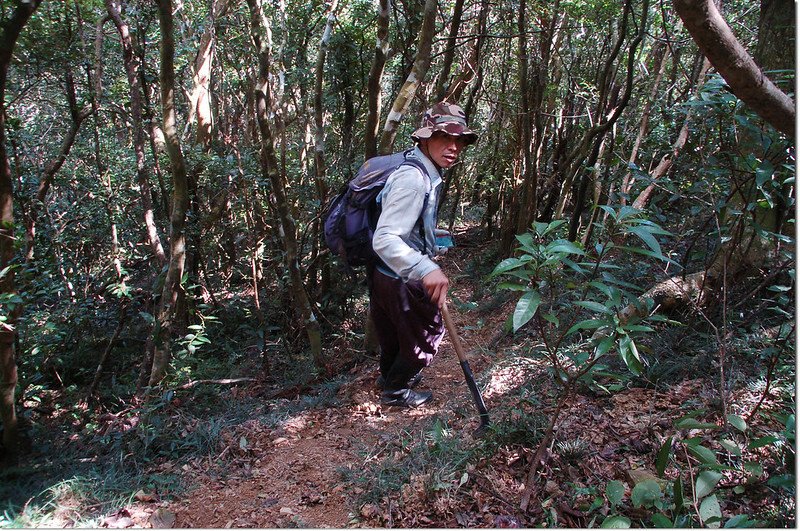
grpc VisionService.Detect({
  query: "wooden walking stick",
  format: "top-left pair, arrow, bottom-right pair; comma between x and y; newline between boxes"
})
441,302 -> 490,436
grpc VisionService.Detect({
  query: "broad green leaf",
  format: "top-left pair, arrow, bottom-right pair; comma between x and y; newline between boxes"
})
600,516 -> 631,528
767,474 -> 795,490
726,414 -> 747,432
628,337 -> 642,361
566,319 -> 606,335
605,480 -> 625,506
622,324 -> 655,333
747,435 -> 778,449
616,205 -> 641,222
695,470 -> 723,498
503,269 -> 534,282
619,337 -> 644,375
615,245 -> 679,266
598,205 -> 618,220
673,479 -> 685,512
545,219 -> 567,234
627,225 -> 662,255
723,514 -> 757,528
687,444 -> 718,464
589,281 -> 614,298
631,479 -> 662,508
718,438 -> 742,456
0,265 -> 14,280
497,282 -> 529,291
575,300 -> 614,314
512,291 -> 541,332
655,437 -> 673,477
743,461 -> 763,478
699,495 -> 722,528
490,258 -> 523,277
547,240 -> 585,255
650,514 -> 673,528
515,232 -> 535,248
631,218 -> 672,235
542,312 -> 559,327
702,464 -> 737,472
594,336 -> 615,358
560,257 -> 587,274
755,159 -> 774,188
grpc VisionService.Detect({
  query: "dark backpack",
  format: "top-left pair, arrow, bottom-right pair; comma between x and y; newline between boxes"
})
324,150 -> 428,268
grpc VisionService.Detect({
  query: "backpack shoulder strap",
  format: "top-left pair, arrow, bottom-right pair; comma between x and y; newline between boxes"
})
396,154 -> 432,256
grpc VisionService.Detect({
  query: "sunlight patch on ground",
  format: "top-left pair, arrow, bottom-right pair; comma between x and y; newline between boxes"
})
483,357 -> 541,398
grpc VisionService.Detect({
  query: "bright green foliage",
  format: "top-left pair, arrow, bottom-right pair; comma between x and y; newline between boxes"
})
608,409 -> 794,528
490,207 -> 674,381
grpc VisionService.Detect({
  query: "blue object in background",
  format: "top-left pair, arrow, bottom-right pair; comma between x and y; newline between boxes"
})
436,235 -> 455,248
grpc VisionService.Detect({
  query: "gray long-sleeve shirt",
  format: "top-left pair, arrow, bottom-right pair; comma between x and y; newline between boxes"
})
373,146 -> 443,282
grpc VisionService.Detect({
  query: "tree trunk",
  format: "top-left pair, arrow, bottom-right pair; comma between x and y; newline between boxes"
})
188,0 -> 231,150
434,0 -> 465,101
513,0 -> 533,235
377,0 -> 437,154
246,0 -> 324,371
105,0 -> 167,267
755,0 -> 794,76
0,0 -> 42,464
672,0 -> 795,137
149,0 -> 191,387
364,0 -> 391,160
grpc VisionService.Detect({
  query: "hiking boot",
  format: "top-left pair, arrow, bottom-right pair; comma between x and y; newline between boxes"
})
381,388 -> 433,408
376,372 -> 423,390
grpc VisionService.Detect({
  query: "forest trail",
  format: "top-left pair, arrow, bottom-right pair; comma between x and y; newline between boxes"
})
169,340 -> 479,528
167,249 -> 498,528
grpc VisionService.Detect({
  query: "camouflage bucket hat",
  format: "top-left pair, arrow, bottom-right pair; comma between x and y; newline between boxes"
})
411,102 -> 478,144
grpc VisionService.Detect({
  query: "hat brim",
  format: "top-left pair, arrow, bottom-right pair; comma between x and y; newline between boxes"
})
412,124 -> 478,145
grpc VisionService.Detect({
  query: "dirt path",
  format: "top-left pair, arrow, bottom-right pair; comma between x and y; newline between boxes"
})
169,262 -> 490,527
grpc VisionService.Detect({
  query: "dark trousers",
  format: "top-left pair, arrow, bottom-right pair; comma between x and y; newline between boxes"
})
368,268 -> 445,390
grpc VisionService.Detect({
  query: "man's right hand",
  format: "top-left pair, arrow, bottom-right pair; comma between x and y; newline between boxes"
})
422,268 -> 449,308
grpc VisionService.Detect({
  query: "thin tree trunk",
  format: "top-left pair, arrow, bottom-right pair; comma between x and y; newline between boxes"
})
188,0 -> 231,150
0,0 -> 43,464
378,0 -> 437,154
105,0 -> 167,267
149,0 -> 191,387
434,0 -> 465,101
364,0 -> 391,160
246,0 -> 324,371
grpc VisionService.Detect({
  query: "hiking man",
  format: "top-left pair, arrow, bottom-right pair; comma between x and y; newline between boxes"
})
370,102 -> 477,408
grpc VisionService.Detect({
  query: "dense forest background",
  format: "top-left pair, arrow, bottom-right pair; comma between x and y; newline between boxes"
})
0,0 -> 795,527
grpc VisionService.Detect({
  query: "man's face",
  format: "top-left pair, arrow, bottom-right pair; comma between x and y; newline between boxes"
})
422,133 -> 468,169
